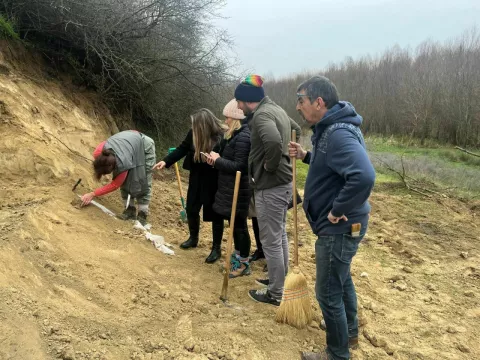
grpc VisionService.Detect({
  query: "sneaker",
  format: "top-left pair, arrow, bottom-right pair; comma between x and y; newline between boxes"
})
248,288 -> 280,307
229,262 -> 251,278
230,253 -> 241,269
255,278 -> 269,287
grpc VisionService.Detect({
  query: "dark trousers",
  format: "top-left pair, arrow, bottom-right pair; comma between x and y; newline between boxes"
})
215,215 -> 251,259
315,230 -> 366,360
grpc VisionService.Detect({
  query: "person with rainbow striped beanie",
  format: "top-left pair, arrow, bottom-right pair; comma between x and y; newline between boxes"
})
234,75 -> 300,306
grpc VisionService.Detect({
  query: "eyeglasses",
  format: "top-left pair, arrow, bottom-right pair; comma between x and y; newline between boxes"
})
296,93 -> 309,105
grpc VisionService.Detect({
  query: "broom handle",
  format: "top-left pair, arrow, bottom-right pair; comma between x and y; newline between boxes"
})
220,171 -> 241,301
174,162 -> 184,199
292,130 -> 299,267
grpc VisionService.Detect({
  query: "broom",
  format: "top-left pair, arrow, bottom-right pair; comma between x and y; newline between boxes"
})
220,171 -> 241,303
275,130 -> 312,329
168,147 -> 187,222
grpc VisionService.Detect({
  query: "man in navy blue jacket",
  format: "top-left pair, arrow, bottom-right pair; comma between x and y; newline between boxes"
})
289,76 -> 375,360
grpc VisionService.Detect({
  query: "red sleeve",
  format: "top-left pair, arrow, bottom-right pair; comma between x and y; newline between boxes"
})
93,141 -> 106,159
93,171 -> 128,197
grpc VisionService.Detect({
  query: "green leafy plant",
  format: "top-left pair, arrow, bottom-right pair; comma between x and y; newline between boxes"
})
0,15 -> 19,40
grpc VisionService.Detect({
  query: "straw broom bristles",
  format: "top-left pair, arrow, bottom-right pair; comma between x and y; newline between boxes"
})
275,266 -> 312,329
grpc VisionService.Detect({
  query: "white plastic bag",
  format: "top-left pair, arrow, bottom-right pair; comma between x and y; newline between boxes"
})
133,221 -> 174,256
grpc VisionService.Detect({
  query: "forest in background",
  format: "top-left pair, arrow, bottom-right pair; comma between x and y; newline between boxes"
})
266,28 -> 480,148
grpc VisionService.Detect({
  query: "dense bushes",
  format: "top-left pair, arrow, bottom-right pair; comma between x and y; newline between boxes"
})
1,0 -> 234,141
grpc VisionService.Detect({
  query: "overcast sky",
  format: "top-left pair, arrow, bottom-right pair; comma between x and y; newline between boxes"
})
215,0 -> 480,78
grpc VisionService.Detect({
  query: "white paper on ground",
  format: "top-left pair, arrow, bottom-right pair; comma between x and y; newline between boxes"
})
133,221 -> 174,255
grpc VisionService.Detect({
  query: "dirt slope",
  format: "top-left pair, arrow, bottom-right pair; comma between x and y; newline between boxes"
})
0,42 -> 479,360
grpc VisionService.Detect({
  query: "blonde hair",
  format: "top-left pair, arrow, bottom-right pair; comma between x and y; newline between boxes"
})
225,118 -> 242,140
191,108 -> 227,162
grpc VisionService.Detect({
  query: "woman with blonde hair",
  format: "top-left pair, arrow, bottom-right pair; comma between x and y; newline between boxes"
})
206,99 -> 252,278
153,109 -> 226,263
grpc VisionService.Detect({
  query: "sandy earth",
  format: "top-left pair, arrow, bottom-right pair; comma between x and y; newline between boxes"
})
0,41 -> 479,360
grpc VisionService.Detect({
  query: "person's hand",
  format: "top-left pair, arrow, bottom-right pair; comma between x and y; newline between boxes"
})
205,152 -> 217,166
207,151 -> 220,166
81,192 -> 95,206
152,161 -> 166,170
289,141 -> 307,160
209,151 -> 220,162
206,156 -> 215,166
328,211 -> 348,224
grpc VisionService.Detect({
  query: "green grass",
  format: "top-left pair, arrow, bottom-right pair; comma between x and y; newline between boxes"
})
296,161 -> 309,189
374,171 -> 399,184
367,136 -> 480,197
296,134 -> 480,198
0,15 -> 19,40
366,135 -> 480,168
296,155 -> 404,194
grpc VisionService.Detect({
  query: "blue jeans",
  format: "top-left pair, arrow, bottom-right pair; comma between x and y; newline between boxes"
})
315,229 -> 366,360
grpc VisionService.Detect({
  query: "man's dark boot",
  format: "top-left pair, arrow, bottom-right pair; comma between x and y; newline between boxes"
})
137,211 -> 148,226
250,217 -> 264,261
180,216 -> 200,249
119,206 -> 137,220
205,220 -> 223,264
250,249 -> 265,262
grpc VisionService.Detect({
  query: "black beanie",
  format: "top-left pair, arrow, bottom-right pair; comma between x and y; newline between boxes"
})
234,75 -> 265,102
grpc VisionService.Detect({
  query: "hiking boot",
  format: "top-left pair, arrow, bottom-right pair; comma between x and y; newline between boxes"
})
119,206 -> 137,221
229,262 -> 251,278
300,351 -> 330,360
137,211 -> 148,226
349,337 -> 359,350
180,216 -> 200,249
230,253 -> 241,269
248,288 -> 280,307
319,321 -> 359,349
250,249 -> 265,262
255,278 -> 269,287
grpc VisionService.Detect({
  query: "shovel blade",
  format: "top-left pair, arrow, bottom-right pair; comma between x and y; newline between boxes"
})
180,209 -> 187,222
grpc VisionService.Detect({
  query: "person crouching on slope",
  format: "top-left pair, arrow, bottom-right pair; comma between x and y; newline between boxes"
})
81,130 -> 156,226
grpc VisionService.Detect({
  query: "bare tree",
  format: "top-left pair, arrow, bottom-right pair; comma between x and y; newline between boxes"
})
264,27 -> 480,148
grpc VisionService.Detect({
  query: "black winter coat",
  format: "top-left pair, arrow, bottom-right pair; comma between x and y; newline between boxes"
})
212,123 -> 251,218
163,130 -> 221,221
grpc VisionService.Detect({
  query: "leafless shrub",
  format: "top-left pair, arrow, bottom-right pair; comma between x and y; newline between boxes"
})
1,0 -> 235,141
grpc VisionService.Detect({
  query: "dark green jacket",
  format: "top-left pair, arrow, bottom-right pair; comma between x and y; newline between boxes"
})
247,96 -> 301,190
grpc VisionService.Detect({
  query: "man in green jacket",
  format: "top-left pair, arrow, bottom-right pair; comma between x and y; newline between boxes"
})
235,75 -> 300,306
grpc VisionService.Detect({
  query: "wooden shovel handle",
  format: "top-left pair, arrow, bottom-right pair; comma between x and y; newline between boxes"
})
174,162 -> 184,199
220,171 -> 241,301
291,130 -> 299,267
